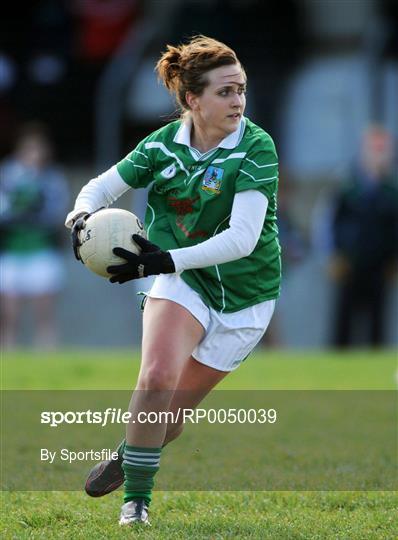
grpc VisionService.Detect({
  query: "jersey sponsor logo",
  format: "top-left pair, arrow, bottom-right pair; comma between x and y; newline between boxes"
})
167,195 -> 199,216
202,166 -> 224,194
166,195 -> 208,238
161,163 -> 177,179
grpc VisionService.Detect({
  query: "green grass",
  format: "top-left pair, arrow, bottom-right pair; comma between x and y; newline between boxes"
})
2,348 -> 397,390
1,348 -> 397,539
1,491 -> 397,539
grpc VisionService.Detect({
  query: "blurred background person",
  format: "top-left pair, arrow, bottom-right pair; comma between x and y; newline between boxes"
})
328,126 -> 398,347
0,123 -> 69,349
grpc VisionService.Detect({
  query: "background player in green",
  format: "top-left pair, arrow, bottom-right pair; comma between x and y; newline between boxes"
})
66,35 -> 281,527
1,123 -> 69,349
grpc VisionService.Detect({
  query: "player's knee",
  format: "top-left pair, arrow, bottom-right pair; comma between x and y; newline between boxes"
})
139,363 -> 177,391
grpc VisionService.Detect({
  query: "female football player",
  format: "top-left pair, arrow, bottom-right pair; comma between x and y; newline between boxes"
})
66,35 -> 281,526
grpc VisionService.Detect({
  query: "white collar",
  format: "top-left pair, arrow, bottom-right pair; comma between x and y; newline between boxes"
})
173,116 -> 246,151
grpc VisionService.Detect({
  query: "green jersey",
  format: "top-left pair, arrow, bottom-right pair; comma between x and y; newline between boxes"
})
0,159 -> 69,254
117,117 -> 281,312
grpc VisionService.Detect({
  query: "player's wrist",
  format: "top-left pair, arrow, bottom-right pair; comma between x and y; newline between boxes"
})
148,251 -> 175,275
164,251 -> 176,273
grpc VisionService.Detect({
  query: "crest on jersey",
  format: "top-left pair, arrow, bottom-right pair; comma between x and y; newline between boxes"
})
161,163 -> 177,179
202,166 -> 224,194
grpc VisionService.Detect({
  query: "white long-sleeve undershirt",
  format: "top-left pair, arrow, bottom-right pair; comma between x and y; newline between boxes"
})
65,165 -> 130,227
65,166 -> 268,270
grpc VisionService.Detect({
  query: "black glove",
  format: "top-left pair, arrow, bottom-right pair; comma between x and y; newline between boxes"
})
107,234 -> 175,284
71,212 -> 90,262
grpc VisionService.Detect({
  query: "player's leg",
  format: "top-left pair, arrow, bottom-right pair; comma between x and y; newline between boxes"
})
120,297 -> 204,525
164,298 -> 275,445
84,355 -> 227,498
129,297 -> 204,443
163,355 -> 228,445
32,293 -> 58,349
85,269 -> 209,500
86,294 -> 274,504
369,275 -> 385,346
0,254 -> 22,349
334,280 -> 354,347
0,293 -> 21,349
84,354 -> 225,499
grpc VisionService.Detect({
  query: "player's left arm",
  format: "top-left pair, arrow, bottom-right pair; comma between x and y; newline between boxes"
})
107,190 -> 268,282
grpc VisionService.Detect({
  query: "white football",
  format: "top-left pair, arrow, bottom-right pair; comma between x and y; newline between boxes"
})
78,209 -> 146,278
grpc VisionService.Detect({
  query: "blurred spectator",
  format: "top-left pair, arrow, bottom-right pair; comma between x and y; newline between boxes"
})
329,126 -> 398,347
0,123 -> 69,349
277,174 -> 306,273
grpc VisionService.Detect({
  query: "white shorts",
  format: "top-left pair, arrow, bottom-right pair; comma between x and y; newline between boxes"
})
148,273 -> 275,372
0,250 -> 65,296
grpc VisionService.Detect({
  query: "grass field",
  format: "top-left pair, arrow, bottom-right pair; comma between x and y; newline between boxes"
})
1,348 -> 397,539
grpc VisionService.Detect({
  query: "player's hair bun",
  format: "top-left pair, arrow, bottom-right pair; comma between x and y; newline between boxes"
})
156,44 -> 184,92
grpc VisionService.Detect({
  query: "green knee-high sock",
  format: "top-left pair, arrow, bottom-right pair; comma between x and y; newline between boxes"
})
118,438 -> 168,455
122,445 -> 162,505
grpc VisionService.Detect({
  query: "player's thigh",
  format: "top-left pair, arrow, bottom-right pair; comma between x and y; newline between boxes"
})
138,298 -> 205,389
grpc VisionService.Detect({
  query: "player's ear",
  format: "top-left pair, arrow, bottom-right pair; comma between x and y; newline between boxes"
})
185,91 -> 199,111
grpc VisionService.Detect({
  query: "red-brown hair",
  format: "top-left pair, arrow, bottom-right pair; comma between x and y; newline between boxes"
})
156,35 -> 243,111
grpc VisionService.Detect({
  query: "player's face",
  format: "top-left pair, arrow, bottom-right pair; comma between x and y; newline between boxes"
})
17,135 -> 51,168
188,64 -> 247,137
361,128 -> 393,177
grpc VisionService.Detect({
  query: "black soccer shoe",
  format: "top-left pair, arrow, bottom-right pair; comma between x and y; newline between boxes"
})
119,499 -> 150,526
85,441 -> 124,497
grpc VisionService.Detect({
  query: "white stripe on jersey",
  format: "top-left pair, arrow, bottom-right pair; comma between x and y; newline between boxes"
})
212,152 -> 247,164
186,168 -> 206,186
146,203 -> 156,238
145,142 -> 189,176
126,158 -> 150,170
238,169 -> 278,183
132,149 -> 149,159
244,158 -> 278,168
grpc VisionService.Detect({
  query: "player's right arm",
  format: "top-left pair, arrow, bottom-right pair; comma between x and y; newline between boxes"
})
66,140 -> 153,261
65,140 -> 153,229
65,165 -> 129,228
66,165 -> 134,261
